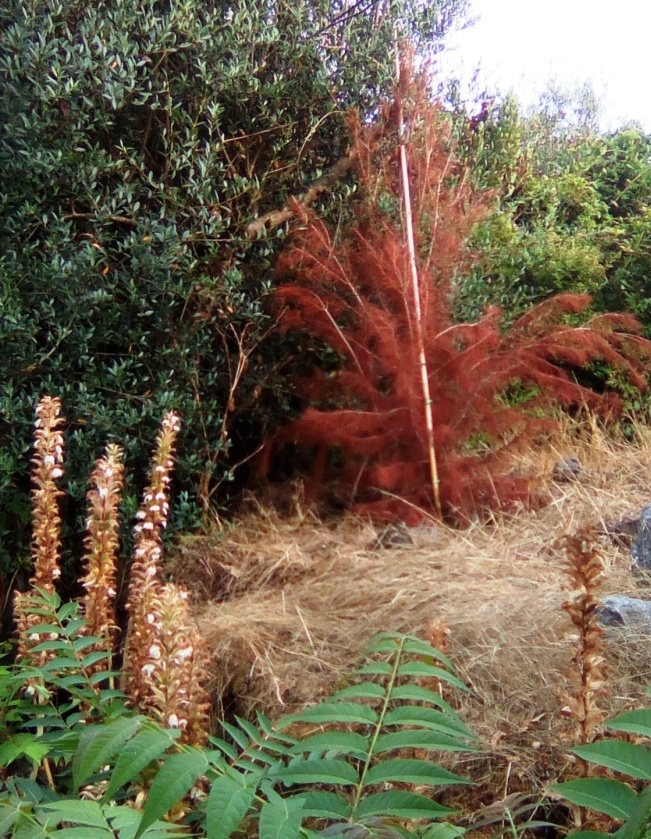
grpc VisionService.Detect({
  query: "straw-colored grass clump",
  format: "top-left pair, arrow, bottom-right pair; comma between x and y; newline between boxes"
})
168,416 -> 651,798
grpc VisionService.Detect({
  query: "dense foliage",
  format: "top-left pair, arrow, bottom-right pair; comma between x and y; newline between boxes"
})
0,0 -> 468,575
454,93 -> 651,336
1,617 -> 478,839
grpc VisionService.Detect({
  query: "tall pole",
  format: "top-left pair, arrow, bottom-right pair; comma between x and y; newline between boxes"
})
394,45 -> 443,520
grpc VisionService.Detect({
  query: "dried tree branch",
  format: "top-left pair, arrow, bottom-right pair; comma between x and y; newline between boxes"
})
245,124 -> 384,238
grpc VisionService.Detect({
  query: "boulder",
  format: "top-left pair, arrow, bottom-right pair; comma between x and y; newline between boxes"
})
631,502 -> 651,570
598,594 -> 651,632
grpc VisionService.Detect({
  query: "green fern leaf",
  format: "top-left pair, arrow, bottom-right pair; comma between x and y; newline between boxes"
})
0,803 -> 20,839
43,828 -> 114,839
221,722 -> 251,751
80,651 -> 111,669
258,791 -> 304,839
375,730 -> 479,754
396,662 -> 468,691
104,727 -> 179,801
289,731 -> 369,758
299,791 -> 351,819
607,709 -> 651,738
354,791 -> 457,819
418,823 -> 466,839
0,734 -> 51,766
354,662 -> 393,677
390,685 -> 458,710
363,759 -> 471,787
135,750 -> 209,839
39,800 -> 111,829
205,772 -> 258,839
565,833 -> 617,839
571,741 -> 651,779
255,714 -> 297,744
73,717 -> 143,791
208,737 -> 239,760
106,805 -> 189,838
280,703 -> 378,727
270,758 -> 359,786
552,778 -> 638,819
329,684 -> 387,702
375,636 -> 457,673
382,707 -> 475,738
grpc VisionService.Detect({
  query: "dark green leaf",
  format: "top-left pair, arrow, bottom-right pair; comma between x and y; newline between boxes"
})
0,734 -> 51,766
221,722 -> 251,751
355,662 -> 393,677
418,824 -> 466,839
205,772 -> 258,839
136,750 -> 208,838
375,730 -> 479,754
363,759 -> 471,787
281,703 -> 377,727
608,709 -> 651,738
258,793 -> 304,839
299,791 -> 351,819
270,758 -> 359,786
105,727 -> 178,800
44,830 -> 114,839
328,684 -> 386,702
289,731 -> 369,758
571,741 -> 651,780
354,791 -> 457,819
396,663 -> 468,691
73,717 -> 143,791
552,778 -> 637,819
383,707 -> 474,738
0,803 -> 20,839
390,685 -> 456,709
40,800 -> 111,829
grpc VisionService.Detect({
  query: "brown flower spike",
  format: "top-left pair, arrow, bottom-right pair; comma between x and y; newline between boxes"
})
14,396 -> 65,663
80,443 -> 125,659
562,527 -> 609,746
124,411 -> 182,706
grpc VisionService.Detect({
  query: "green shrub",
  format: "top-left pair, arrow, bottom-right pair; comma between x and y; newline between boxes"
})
1,623 -> 478,839
0,0 -> 468,576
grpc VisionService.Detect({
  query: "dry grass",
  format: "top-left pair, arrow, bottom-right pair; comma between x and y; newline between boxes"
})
166,417 -> 651,802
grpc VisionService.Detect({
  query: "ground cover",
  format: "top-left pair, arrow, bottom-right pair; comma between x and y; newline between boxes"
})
168,418 -> 651,815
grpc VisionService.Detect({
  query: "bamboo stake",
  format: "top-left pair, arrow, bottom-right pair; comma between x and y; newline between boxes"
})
394,46 -> 443,519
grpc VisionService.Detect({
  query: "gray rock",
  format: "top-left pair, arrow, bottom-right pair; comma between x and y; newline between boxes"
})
367,524 -> 414,550
600,515 -> 640,547
631,503 -> 651,570
552,456 -> 583,483
598,595 -> 651,631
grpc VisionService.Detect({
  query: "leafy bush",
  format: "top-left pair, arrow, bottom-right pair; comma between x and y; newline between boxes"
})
1,624 -> 478,839
0,0 -> 468,576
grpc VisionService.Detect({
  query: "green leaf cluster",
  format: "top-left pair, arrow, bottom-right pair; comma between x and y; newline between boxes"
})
1,626 -> 477,839
453,95 -> 651,355
553,706 -> 651,838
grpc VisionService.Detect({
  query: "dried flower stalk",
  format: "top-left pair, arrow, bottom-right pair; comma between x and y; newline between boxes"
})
124,411 -> 182,708
14,396 -> 65,662
562,527 -> 609,747
139,583 -> 211,745
80,444 -> 124,659
30,396 -> 65,591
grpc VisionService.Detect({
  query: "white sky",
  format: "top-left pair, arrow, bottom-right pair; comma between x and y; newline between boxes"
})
437,0 -> 651,132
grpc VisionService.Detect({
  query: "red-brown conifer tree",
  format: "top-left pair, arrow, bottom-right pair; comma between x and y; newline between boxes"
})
260,66 -> 651,524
